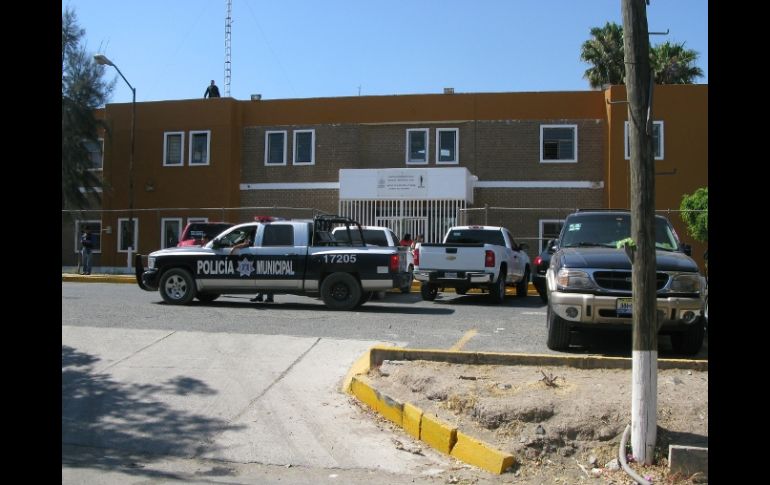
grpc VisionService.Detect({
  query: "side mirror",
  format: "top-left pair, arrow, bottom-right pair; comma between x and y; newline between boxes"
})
680,243 -> 692,256
212,238 -> 223,249
546,238 -> 558,253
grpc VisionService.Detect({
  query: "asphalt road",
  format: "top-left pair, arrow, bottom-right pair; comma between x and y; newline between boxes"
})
62,283 -> 707,359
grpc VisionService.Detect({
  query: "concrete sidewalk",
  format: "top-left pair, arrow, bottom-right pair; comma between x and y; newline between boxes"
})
62,326 -> 454,483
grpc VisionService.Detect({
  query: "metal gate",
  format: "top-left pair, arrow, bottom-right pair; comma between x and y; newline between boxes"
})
339,199 -> 466,243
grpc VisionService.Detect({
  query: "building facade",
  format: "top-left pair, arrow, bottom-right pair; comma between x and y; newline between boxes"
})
61,85 -> 707,272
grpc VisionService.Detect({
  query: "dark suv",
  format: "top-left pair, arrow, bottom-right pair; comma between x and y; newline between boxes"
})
545,210 -> 706,354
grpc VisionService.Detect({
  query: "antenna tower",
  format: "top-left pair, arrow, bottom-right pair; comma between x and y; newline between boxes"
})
224,0 -> 232,97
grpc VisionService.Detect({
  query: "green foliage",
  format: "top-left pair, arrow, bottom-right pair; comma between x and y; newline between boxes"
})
580,22 -> 704,88
679,187 -> 708,242
61,7 -> 114,209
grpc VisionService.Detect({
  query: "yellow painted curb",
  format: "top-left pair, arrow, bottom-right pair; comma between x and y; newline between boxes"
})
420,412 -> 457,455
391,282 -> 538,294
62,274 -> 136,284
342,349 -> 372,393
402,402 -> 422,440
350,376 -> 403,426
451,430 -> 516,474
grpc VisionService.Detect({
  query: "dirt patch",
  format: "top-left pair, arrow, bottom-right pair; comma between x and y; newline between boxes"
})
367,360 -> 708,484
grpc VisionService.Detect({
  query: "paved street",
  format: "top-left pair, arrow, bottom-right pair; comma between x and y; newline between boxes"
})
62,283 -> 707,484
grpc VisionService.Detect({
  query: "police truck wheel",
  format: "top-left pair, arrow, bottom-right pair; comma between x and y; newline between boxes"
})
159,268 -> 196,305
321,272 -> 362,310
421,282 -> 438,301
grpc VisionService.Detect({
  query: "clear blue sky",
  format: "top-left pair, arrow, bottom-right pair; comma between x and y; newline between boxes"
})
64,0 -> 708,105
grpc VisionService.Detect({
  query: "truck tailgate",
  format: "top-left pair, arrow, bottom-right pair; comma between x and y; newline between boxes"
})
418,244 -> 487,271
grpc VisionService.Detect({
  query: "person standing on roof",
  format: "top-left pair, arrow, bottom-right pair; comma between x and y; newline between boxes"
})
204,80 -> 221,98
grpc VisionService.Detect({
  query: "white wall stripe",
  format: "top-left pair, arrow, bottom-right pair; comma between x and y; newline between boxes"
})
474,180 -> 604,189
240,182 -> 339,190
240,180 -> 602,191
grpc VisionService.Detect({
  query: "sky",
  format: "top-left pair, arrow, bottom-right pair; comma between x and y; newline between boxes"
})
64,0 -> 708,105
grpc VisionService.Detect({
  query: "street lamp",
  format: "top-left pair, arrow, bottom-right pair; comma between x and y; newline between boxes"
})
94,54 -> 136,258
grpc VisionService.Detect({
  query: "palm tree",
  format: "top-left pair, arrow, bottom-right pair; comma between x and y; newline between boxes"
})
580,22 -> 704,88
62,7 -> 114,209
651,41 -> 704,84
580,22 -> 626,89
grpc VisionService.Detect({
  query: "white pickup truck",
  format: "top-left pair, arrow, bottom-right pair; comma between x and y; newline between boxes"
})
413,225 -> 531,303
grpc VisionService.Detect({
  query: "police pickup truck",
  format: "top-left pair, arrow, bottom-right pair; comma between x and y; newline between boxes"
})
135,215 -> 411,310
413,225 -> 531,303
545,210 -> 706,354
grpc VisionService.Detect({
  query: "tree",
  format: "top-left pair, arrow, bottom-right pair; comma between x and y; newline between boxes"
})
580,22 -> 704,88
62,7 -> 114,209
651,41 -> 704,84
679,187 -> 708,242
580,22 -> 626,89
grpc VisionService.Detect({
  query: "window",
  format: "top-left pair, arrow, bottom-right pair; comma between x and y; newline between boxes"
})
189,130 -> 211,166
265,131 -> 287,166
293,130 -> 315,165
163,132 -> 184,166
161,218 -> 183,249
540,125 -> 577,163
436,128 -> 459,164
539,219 -> 565,252
406,129 -> 429,164
85,138 -> 104,170
262,225 -> 294,246
624,121 -> 664,160
75,220 -> 102,253
117,218 -> 138,252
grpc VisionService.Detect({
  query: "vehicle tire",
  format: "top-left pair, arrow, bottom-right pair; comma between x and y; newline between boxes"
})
320,272 -> 362,311
196,293 -> 220,303
670,319 -> 705,355
489,270 -> 506,303
421,282 -> 438,301
546,305 -> 571,350
159,268 -> 196,305
516,267 -> 530,297
400,265 -> 414,293
356,291 -> 372,308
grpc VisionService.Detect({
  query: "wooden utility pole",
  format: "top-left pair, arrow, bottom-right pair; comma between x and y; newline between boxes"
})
621,0 -> 658,465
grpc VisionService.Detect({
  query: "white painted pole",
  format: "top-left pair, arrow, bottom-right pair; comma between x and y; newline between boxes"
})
631,350 -> 657,463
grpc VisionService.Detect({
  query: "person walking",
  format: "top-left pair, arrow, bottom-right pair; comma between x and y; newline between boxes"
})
204,80 -> 221,98
80,229 -> 94,275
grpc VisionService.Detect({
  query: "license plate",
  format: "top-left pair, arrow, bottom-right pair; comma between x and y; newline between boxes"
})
616,298 -> 633,316
444,272 -> 458,278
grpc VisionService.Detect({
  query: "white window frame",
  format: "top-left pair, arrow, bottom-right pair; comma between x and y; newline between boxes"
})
265,130 -> 288,166
86,138 -> 104,171
163,131 -> 185,167
540,124 -> 578,163
406,128 -> 429,165
75,220 -> 102,253
187,217 -> 209,225
188,130 -> 211,166
161,217 -> 183,249
293,129 -> 316,165
539,219 -> 565,253
436,128 -> 459,165
624,121 -> 664,160
117,218 -> 139,253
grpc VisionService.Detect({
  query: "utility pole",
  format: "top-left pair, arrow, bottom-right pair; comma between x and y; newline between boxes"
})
622,0 -> 658,465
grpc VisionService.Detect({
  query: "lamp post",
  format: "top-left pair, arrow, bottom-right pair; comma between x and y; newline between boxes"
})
94,54 -> 136,259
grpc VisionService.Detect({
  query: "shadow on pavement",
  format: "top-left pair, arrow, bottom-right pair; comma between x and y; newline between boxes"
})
563,328 -> 709,360
62,345 -> 244,478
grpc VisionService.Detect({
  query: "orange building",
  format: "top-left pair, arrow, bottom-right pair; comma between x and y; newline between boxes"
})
62,85 -> 707,272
